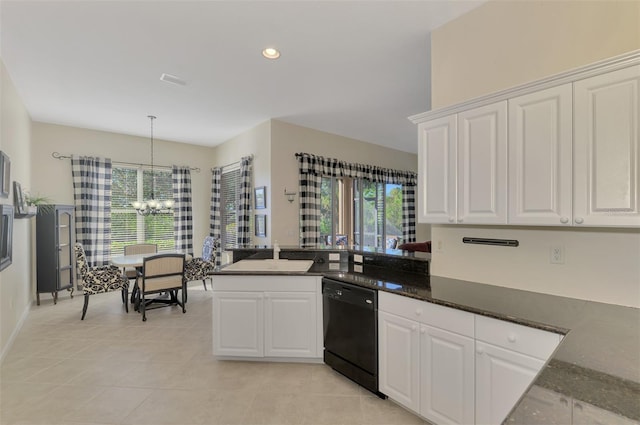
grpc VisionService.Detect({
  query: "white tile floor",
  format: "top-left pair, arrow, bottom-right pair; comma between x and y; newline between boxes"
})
1,285 -> 429,425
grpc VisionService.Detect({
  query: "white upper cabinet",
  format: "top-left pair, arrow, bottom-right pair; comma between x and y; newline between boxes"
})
573,65 -> 640,227
457,102 -> 508,224
508,84 -> 573,225
411,52 -> 640,228
417,102 -> 506,225
418,116 -> 457,223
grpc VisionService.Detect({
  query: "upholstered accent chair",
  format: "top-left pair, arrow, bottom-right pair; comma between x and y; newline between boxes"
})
74,243 -> 129,320
136,253 -> 186,322
184,236 -> 218,290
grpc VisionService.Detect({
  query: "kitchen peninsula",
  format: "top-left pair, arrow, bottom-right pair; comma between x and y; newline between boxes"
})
211,247 -> 639,425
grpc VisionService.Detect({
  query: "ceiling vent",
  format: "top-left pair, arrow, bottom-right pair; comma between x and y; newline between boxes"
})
160,73 -> 187,86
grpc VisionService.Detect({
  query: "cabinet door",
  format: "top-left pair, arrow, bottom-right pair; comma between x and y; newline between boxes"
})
574,65 -> 640,227
57,209 -> 74,290
420,325 -> 474,425
212,292 -> 264,357
417,115 -> 457,223
508,84 -> 573,225
378,311 -> 420,412
264,291 -> 318,358
475,341 -> 545,425
457,101 -> 508,224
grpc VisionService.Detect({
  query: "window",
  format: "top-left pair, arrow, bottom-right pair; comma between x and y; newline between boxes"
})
221,168 -> 241,250
321,177 -> 403,249
111,167 -> 174,256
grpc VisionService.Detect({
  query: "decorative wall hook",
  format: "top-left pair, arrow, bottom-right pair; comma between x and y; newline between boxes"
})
284,188 -> 297,203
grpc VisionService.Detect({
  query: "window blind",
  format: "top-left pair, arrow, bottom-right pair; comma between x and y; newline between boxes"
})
111,166 -> 175,256
221,167 -> 240,249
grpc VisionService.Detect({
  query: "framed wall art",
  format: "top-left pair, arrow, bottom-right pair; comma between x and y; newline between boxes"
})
0,204 -> 13,271
13,181 -> 26,215
0,151 -> 10,198
255,214 -> 266,237
255,186 -> 266,209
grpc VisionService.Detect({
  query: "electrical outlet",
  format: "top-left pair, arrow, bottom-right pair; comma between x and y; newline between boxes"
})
550,246 -> 564,264
434,240 -> 444,253
329,253 -> 340,262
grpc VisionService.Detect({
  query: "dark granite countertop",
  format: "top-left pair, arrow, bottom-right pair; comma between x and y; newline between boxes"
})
213,250 -> 640,423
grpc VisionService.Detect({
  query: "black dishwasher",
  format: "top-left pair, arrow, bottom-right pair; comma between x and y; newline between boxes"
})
322,277 -> 383,397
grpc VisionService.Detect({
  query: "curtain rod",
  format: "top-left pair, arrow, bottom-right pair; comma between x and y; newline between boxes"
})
211,155 -> 254,172
51,152 -> 201,173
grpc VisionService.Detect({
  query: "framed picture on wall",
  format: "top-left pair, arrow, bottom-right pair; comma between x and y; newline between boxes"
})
255,214 -> 266,237
255,186 -> 266,209
0,151 -> 10,198
13,181 -> 26,215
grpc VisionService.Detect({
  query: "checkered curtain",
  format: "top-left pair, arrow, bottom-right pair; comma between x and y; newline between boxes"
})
295,152 -> 417,247
71,155 -> 112,266
172,166 -> 193,255
295,152 -> 417,184
402,185 -> 416,243
237,156 -> 253,246
210,167 -> 222,266
296,156 -> 323,247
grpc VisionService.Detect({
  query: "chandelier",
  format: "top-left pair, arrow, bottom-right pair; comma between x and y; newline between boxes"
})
132,115 -> 175,216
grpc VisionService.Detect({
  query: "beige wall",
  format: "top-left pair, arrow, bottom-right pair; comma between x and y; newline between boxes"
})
429,0 -> 640,307
270,120 -> 430,245
31,122 -> 216,252
212,120 -> 272,245
0,61 -> 33,360
431,0 -> 640,108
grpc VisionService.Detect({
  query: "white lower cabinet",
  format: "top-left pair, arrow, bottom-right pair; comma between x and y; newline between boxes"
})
420,324 -> 475,425
474,341 -> 545,425
212,275 -> 322,360
379,291 -> 563,425
378,310 -> 420,412
213,291 -> 264,357
378,291 -> 475,425
264,291 -> 318,358
475,315 -> 562,425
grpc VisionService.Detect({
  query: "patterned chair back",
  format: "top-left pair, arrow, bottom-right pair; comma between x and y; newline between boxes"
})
201,236 -> 216,262
74,243 -> 89,278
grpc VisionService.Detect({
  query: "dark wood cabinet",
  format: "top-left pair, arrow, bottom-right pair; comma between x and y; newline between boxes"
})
36,205 -> 75,305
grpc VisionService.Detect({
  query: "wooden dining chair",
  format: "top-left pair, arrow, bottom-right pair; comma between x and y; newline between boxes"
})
136,253 -> 186,322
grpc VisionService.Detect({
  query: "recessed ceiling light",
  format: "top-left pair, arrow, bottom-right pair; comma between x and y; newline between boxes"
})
262,47 -> 280,60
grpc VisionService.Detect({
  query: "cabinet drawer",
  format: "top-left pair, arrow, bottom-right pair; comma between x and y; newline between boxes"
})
378,291 -> 474,337
475,315 -> 561,360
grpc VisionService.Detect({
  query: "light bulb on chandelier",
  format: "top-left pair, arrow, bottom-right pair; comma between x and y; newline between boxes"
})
132,115 -> 175,216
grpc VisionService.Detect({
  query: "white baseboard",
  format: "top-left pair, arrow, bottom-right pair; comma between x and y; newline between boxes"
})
0,301 -> 32,364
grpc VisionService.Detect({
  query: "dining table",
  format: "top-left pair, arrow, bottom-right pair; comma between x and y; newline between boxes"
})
110,251 -> 192,307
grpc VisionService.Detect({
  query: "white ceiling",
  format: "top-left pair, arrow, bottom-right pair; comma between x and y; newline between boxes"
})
1,1 -> 484,154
